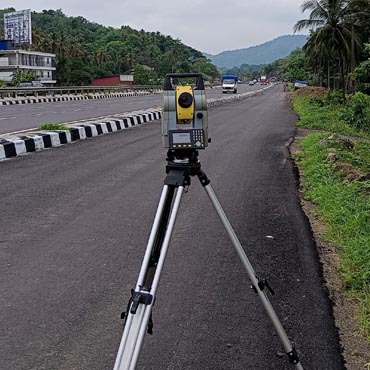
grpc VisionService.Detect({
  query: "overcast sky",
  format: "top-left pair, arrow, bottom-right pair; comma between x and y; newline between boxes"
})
1,0 -> 308,54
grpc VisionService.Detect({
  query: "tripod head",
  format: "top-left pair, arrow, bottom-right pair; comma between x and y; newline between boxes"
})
165,149 -> 202,184
162,73 -> 208,150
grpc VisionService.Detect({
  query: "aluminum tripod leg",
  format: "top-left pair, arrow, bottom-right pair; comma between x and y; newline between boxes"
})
202,182 -> 304,370
113,184 -> 185,370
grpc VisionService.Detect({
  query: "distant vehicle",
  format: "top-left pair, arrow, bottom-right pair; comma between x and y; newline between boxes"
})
293,80 -> 309,90
260,75 -> 268,85
248,81 -> 255,86
31,81 -> 44,87
19,82 -> 33,87
19,81 -> 44,88
221,74 -> 238,94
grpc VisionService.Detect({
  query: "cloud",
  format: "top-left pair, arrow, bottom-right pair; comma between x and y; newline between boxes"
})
0,0 -> 307,54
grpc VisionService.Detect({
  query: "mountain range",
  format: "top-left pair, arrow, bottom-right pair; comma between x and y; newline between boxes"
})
204,35 -> 307,68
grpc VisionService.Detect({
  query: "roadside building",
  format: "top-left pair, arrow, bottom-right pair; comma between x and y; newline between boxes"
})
0,42 -> 56,86
92,75 -> 134,87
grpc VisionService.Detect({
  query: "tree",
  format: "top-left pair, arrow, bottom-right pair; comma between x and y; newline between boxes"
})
353,43 -> 370,92
294,0 -> 370,95
132,65 -> 161,85
192,58 -> 220,81
280,49 -> 311,82
1,7 -> 219,86
66,59 -> 94,85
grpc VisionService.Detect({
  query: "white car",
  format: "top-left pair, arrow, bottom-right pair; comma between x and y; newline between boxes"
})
248,81 -> 254,86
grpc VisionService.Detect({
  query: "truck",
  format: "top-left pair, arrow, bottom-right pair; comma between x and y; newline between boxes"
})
221,74 -> 238,94
260,75 -> 268,85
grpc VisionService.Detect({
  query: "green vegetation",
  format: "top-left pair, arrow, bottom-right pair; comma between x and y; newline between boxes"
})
341,92 -> 370,131
293,0 -> 370,94
0,8 -> 219,86
291,89 -> 370,340
353,43 -> 370,86
38,123 -> 69,131
256,1 -> 370,92
275,49 -> 311,83
293,89 -> 370,138
11,70 -> 34,86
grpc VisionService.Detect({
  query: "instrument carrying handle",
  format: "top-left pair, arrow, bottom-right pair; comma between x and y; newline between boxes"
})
163,73 -> 205,91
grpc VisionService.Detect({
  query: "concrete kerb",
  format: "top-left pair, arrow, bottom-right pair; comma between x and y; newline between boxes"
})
0,89 -> 162,106
0,108 -> 163,160
0,84 -> 274,161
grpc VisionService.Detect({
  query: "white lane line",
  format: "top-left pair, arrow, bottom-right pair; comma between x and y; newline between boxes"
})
1,127 -> 40,135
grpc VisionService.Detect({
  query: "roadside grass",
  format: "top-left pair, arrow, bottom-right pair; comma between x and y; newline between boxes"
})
293,94 -> 370,140
38,123 -> 70,131
291,90 -> 370,341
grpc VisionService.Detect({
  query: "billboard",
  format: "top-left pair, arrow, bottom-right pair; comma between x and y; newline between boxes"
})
4,9 -> 32,46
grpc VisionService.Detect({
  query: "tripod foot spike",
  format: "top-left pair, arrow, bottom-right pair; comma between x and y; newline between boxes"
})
287,347 -> 300,365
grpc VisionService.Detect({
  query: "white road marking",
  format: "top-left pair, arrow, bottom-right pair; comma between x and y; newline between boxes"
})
2,127 -> 39,135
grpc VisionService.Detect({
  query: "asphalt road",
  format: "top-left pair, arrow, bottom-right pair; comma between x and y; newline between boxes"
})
0,85 -> 344,370
0,84 -> 258,134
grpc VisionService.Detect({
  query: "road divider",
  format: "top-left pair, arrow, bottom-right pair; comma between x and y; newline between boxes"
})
0,85 -> 273,161
0,90 -> 162,106
0,108 -> 162,160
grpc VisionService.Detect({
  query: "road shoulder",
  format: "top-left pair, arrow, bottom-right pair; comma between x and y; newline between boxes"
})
291,128 -> 370,370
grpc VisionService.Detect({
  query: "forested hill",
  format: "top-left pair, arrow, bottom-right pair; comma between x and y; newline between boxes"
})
205,35 -> 307,68
0,8 -> 219,85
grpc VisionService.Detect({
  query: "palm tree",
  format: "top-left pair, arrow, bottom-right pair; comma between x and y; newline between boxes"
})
294,0 -> 369,96
95,47 -> 110,67
31,29 -> 46,51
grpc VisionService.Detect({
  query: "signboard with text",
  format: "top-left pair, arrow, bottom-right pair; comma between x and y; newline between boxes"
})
4,9 -> 32,46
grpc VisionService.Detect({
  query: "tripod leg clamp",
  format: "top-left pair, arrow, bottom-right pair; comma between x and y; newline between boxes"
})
121,290 -> 154,335
251,277 -> 275,296
197,170 -> 210,187
130,291 -> 153,314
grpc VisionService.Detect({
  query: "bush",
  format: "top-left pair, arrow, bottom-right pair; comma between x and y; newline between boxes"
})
39,123 -> 69,131
341,92 -> 370,132
323,91 -> 344,107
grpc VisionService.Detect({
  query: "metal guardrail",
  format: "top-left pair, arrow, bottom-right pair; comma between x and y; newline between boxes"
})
0,85 -> 163,98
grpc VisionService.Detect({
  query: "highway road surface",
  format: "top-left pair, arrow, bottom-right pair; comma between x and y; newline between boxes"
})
0,85 -> 344,370
0,84 -> 258,134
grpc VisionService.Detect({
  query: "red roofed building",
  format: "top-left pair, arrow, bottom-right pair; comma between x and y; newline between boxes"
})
92,75 -> 133,86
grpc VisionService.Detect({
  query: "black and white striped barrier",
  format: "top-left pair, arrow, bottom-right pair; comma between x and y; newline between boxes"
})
0,84 -> 275,161
0,90 -> 162,106
0,109 -> 162,160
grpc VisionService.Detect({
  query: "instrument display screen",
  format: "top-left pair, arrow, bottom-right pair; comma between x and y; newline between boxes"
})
169,129 -> 205,149
172,132 -> 191,144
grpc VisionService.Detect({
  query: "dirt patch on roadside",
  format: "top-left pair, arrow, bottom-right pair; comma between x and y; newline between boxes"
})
291,129 -> 370,370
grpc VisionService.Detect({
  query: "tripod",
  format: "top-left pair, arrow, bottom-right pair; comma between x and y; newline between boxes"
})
113,149 -> 304,370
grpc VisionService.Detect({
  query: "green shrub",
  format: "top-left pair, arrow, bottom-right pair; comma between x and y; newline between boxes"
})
308,96 -> 324,107
341,92 -> 370,132
39,123 -> 69,131
324,91 -> 344,107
